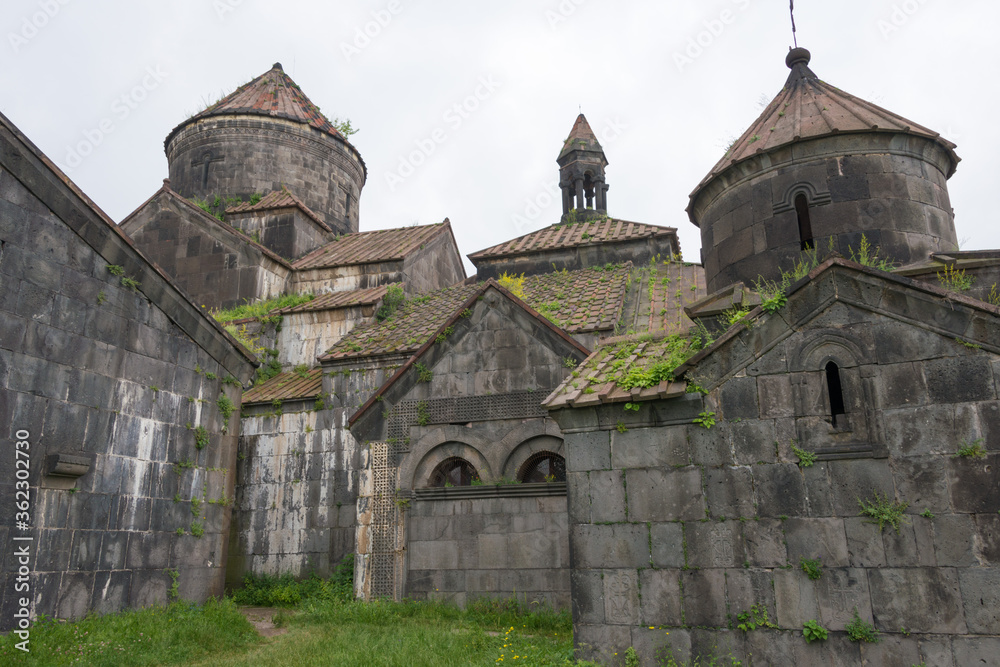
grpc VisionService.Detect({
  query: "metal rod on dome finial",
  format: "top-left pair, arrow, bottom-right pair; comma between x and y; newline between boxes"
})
789,1 -> 798,48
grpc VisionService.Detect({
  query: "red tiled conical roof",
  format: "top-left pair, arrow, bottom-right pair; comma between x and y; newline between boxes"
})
692,48 -> 960,198
167,63 -> 343,144
558,114 -> 604,160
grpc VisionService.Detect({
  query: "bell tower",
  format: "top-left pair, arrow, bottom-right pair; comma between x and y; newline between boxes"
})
557,114 -> 609,222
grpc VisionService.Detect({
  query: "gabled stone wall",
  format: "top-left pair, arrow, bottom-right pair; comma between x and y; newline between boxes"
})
0,156 -> 253,627
550,274 -> 1000,665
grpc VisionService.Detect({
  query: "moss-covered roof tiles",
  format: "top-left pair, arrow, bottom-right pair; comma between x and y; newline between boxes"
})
292,221 -> 450,270
468,218 -> 677,260
243,368 -> 323,404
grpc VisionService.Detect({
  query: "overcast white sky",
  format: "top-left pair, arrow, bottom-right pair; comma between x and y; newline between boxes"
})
3,1 -> 997,275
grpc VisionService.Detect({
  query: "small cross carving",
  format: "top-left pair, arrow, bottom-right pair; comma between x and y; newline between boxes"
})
191,151 -> 224,188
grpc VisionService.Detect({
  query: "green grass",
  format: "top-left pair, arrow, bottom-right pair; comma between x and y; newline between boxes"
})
0,598 -> 259,666
210,293 -> 314,324
0,564 -> 588,666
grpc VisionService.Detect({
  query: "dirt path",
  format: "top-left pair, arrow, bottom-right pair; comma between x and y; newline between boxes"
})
239,607 -> 290,638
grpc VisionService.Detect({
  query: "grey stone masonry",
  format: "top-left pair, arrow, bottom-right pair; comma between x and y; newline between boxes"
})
0,114 -> 255,628
550,264 -> 1000,665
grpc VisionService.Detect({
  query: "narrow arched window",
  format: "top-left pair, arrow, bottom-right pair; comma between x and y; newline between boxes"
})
429,458 -> 478,487
825,361 -> 846,427
518,453 -> 566,483
795,193 -> 813,250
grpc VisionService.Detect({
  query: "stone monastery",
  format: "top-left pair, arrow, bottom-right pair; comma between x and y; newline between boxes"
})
1,47 -> 997,664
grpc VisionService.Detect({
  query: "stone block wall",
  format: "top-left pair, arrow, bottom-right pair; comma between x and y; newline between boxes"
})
229,404 -> 357,583
166,116 -> 365,235
550,276 -> 1000,665
121,189 -> 291,310
405,491 -> 570,609
0,160 -> 252,628
692,134 -> 958,292
228,208 -> 332,262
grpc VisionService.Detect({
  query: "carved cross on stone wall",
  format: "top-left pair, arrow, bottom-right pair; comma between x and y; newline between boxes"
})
191,151 -> 224,188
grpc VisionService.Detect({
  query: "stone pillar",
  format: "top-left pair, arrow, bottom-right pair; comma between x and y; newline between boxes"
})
574,178 -> 585,210
562,185 -> 572,215
601,183 -> 609,212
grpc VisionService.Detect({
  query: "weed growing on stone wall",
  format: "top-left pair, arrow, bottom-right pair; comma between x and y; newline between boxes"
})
920,508 -> 935,519
173,459 -> 197,475
845,608 -> 879,643
799,557 -> 823,580
563,356 -> 578,368
217,394 -> 236,429
415,362 -> 433,383
190,522 -> 204,538
790,441 -> 817,467
955,337 -> 982,350
802,619 -> 827,643
205,371 -> 217,380
435,326 -> 454,342
624,402 -> 641,412
848,234 -> 895,272
988,283 -> 1000,307
314,394 -> 327,411
754,276 -> 788,313
271,399 -> 283,416
616,420 -> 628,433
954,437 -> 986,459
221,374 -> 241,387
120,276 -> 142,292
293,363 -> 310,379
416,401 -> 430,426
937,264 -> 974,292
857,490 -> 909,533
693,411 -> 716,429
166,569 -> 180,601
97,290 -> 107,305
193,425 -> 210,450
106,264 -> 125,277
190,497 -> 202,517
624,646 -> 640,667
736,605 -> 777,632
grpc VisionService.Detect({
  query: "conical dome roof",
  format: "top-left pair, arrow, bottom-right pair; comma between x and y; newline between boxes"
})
692,48 -> 959,197
166,63 -> 345,146
558,114 -> 604,160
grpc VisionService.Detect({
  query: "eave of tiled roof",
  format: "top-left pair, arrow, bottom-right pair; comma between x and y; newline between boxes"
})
468,218 -> 678,261
243,368 -> 323,404
277,285 -> 389,314
690,48 -> 960,211
226,187 -> 332,233
293,220 -> 451,270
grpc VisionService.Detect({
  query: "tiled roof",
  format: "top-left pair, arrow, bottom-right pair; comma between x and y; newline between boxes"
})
637,263 -> 708,334
469,218 -> 678,260
320,283 -> 480,361
168,64 -> 343,142
692,48 -> 959,199
520,264 -> 630,333
293,221 -> 450,270
543,333 -> 697,409
320,265 -> 633,361
277,285 -> 389,314
243,368 -> 323,404
558,114 -> 604,160
226,188 -> 331,232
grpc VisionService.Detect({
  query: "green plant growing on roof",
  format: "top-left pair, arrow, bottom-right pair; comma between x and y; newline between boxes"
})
937,263 -> 974,292
376,284 -> 405,322
562,357 -> 578,368
857,490 -> 909,533
293,364 -> 310,379
497,272 -> 526,298
988,283 -> 1000,307
722,305 -> 752,329
848,233 -> 895,272
753,275 -> 788,313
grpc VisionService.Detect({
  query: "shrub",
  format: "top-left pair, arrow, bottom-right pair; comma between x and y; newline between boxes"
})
845,608 -> 879,643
